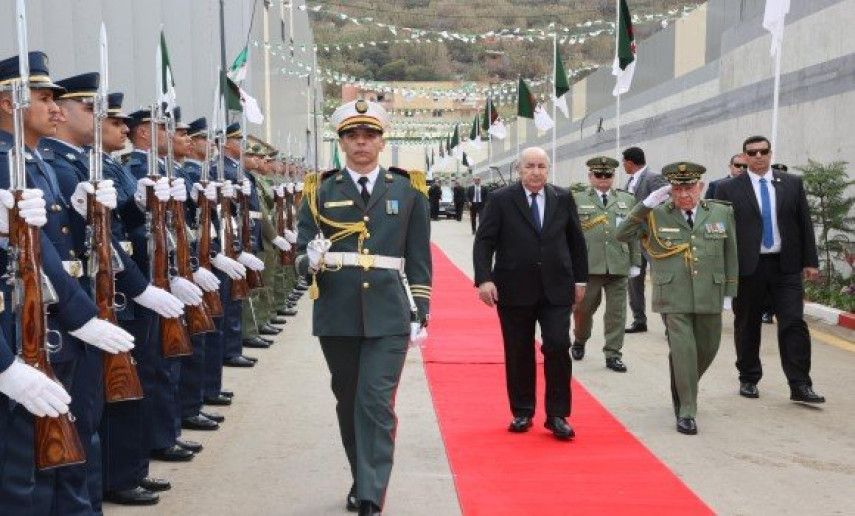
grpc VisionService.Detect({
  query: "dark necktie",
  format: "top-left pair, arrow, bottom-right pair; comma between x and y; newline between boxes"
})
601,193 -> 608,207
530,192 -> 542,233
685,210 -> 694,228
625,175 -> 634,191
357,176 -> 370,205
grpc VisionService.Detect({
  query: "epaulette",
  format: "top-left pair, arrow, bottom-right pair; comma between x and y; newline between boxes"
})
303,172 -> 320,198
387,166 -> 410,179
704,199 -> 732,206
40,147 -> 56,161
320,168 -> 339,180
394,168 -> 427,196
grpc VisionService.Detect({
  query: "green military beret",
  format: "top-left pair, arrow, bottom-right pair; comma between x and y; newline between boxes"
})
662,161 -> 706,184
586,156 -> 620,171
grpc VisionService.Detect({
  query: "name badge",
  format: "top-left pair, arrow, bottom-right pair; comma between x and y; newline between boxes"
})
579,205 -> 596,209
658,227 -> 680,233
386,200 -> 399,215
324,200 -> 354,208
617,202 -> 627,209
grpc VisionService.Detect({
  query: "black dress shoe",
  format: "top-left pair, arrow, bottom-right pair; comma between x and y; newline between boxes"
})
242,354 -> 258,363
544,416 -> 575,440
277,307 -> 298,317
761,312 -> 774,324
790,384 -> 826,404
220,389 -> 234,398
570,342 -> 585,361
346,483 -> 359,512
258,324 -> 281,335
508,416 -> 533,433
176,438 -> 203,453
269,315 -> 288,324
139,477 -> 171,492
200,410 -> 225,423
606,357 -> 628,372
204,394 -> 232,406
223,356 -> 255,368
258,336 -> 274,345
358,501 -> 381,515
739,382 -> 759,398
624,322 -> 648,333
676,417 -> 698,435
242,336 -> 271,349
181,414 -> 219,431
151,445 -> 194,462
104,487 -> 159,505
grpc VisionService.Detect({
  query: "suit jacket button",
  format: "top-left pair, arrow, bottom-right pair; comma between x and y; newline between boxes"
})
51,204 -> 62,212
363,282 -> 369,289
69,250 -> 76,258
61,226 -> 70,234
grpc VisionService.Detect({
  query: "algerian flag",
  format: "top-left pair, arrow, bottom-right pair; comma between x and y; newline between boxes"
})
553,46 -> 570,118
157,30 -> 176,113
228,46 -> 249,83
223,71 -> 264,124
534,104 -> 554,132
488,119 -> 507,140
517,78 -> 535,119
612,0 -> 637,97
763,0 -> 790,56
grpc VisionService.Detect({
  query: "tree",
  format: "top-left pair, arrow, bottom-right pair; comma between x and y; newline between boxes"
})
797,159 -> 854,288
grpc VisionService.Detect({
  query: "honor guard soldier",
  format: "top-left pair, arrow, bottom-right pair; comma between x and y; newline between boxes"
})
571,156 -> 641,372
296,99 -> 431,515
616,162 -> 738,435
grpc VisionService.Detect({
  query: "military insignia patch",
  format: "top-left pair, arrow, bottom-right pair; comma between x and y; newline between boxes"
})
617,202 -> 627,209
704,222 -> 726,234
355,99 -> 369,113
66,153 -> 76,161
658,227 -> 680,233
386,200 -> 399,215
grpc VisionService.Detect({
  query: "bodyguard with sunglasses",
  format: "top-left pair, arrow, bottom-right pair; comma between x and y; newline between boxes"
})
714,135 -> 824,404
705,153 -> 748,199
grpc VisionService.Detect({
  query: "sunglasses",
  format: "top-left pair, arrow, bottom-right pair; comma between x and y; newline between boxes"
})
745,148 -> 771,157
592,172 -> 614,179
732,164 -> 748,170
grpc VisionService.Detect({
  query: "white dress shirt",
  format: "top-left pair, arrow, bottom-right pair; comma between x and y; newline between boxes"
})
625,165 -> 647,194
523,186 -> 545,227
347,166 -> 380,195
682,207 -> 696,225
473,185 -> 482,203
747,169 -> 782,253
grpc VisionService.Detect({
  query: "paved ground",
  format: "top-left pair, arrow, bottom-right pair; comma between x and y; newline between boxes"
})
107,215 -> 854,515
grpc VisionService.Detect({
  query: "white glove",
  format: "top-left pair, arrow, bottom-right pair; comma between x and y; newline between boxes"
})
409,322 -> 428,348
642,184 -> 672,208
723,296 -> 733,311
307,235 -> 332,271
0,361 -> 71,417
295,182 -> 304,193
0,188 -> 47,232
286,183 -> 295,194
212,252 -> 246,279
170,276 -> 203,306
70,317 -> 135,354
273,184 -> 285,198
70,180 -> 117,217
133,285 -> 184,318
192,267 -> 221,292
170,178 -> 187,202
237,251 -> 265,271
240,179 -> 252,196
192,182 -> 218,202
134,177 -> 170,207
220,180 -> 236,199
283,228 -> 298,244
629,266 -> 641,278
272,236 -> 292,252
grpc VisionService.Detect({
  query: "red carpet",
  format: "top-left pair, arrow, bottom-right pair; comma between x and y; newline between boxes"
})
423,245 -> 712,515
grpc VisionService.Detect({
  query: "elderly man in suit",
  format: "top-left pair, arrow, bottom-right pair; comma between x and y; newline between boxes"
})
621,147 -> 668,333
473,147 -> 588,440
715,135 -> 824,404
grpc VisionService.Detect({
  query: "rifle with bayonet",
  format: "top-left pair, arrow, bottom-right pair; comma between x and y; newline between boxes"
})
274,180 -> 291,266
89,23 -> 143,402
147,105 -> 192,357
8,0 -> 86,469
196,130 -> 223,317
236,114 -> 263,290
216,96 -> 249,300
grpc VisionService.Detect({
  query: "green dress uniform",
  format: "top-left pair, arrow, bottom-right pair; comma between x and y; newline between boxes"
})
241,167 -> 277,334
572,185 -> 641,360
616,162 -> 738,426
296,164 -> 431,508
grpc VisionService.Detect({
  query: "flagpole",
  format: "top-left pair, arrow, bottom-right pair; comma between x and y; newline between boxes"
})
614,0 -> 622,187
551,32 -> 557,185
770,36 -> 783,154
487,93 -> 493,184
516,75 -> 521,160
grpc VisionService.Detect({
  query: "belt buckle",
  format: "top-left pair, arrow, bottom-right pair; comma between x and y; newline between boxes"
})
357,253 -> 375,271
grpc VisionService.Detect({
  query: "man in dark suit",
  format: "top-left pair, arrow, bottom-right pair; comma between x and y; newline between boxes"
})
428,180 -> 441,220
452,180 -> 466,221
705,153 -> 747,200
715,135 -> 824,404
473,147 -> 588,440
621,147 -> 668,333
466,177 -> 487,234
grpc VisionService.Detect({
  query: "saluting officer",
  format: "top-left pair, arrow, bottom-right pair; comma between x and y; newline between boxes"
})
616,162 -> 738,435
296,99 -> 431,516
571,156 -> 641,372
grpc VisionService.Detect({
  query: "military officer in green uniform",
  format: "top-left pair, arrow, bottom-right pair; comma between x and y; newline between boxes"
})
616,162 -> 738,435
296,99 -> 430,516
571,157 -> 641,372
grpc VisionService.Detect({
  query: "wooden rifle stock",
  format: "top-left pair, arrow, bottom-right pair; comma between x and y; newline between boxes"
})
196,185 -> 223,317
220,192 -> 249,300
238,190 -> 263,289
275,191 -> 289,266
88,192 -> 144,403
171,196 -> 215,335
12,195 -> 86,469
147,181 -> 192,357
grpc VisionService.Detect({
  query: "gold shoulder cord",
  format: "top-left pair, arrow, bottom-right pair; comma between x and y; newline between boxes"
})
580,214 -> 608,231
408,170 -> 428,196
641,212 -> 694,269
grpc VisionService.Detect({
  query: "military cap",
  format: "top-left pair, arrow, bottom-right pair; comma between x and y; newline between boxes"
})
224,122 -> 242,139
661,161 -> 706,184
106,92 -> 130,119
126,108 -> 163,128
586,156 -> 619,172
55,72 -> 99,101
330,99 -> 388,135
0,51 -> 65,93
172,106 -> 190,130
187,117 -> 207,138
771,163 -> 788,172
244,143 -> 263,156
